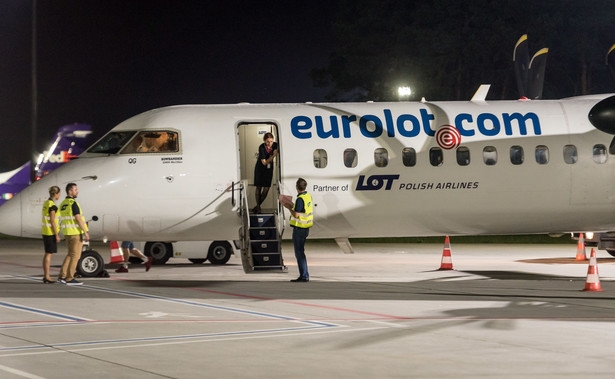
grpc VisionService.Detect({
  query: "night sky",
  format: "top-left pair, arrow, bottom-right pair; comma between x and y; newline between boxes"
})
0,0 -> 334,171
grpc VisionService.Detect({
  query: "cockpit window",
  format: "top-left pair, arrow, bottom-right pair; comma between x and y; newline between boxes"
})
87,131 -> 137,154
121,131 -> 179,154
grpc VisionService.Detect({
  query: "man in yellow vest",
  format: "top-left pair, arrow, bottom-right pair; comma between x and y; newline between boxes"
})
41,186 -> 61,283
288,178 -> 313,282
58,183 -> 89,285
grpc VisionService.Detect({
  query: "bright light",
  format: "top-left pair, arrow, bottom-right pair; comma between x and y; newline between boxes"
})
586,232 -> 594,240
398,86 -> 412,97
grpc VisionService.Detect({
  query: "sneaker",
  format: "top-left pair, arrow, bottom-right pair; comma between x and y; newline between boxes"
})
58,278 -> 67,284
145,258 -> 152,272
65,279 -> 83,286
290,277 -> 309,282
115,266 -> 129,273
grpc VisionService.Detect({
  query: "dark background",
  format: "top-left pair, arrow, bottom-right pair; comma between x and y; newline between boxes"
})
2,0 -> 615,172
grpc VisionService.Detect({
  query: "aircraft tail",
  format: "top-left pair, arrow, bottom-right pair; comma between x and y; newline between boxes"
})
0,161 -> 31,204
34,123 -> 92,179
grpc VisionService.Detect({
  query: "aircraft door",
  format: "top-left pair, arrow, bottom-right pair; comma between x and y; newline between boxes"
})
237,123 -> 280,212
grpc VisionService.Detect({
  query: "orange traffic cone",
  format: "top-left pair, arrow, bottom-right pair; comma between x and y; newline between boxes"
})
439,236 -> 454,270
575,233 -> 587,261
582,248 -> 602,292
110,241 -> 123,263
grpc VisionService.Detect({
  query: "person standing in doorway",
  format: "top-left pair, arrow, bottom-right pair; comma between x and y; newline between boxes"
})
253,132 -> 278,213
58,183 -> 89,285
41,186 -> 61,283
287,178 -> 313,282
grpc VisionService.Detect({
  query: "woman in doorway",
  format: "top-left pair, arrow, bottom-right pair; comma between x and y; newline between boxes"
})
253,132 -> 278,213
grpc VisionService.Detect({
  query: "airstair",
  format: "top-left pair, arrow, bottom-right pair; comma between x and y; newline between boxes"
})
238,180 -> 287,273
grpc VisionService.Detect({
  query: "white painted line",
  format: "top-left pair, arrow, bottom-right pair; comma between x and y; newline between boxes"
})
0,363 -> 46,378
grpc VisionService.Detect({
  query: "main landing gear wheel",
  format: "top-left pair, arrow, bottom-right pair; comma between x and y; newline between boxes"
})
145,242 -> 173,264
208,241 -> 232,265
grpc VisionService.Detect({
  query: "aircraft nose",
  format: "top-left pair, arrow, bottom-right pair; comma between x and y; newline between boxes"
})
0,194 -> 22,237
588,95 -> 615,134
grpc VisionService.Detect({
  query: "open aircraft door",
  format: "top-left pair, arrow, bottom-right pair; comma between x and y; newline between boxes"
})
237,123 -> 286,273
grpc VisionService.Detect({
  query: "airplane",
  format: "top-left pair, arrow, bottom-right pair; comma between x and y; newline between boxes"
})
0,123 -> 92,207
1,89 -> 615,273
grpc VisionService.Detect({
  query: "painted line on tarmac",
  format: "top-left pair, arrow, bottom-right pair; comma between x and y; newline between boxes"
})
0,363 -> 46,379
6,275 -> 336,327
0,324 -> 385,358
187,287 -> 410,320
0,301 -> 91,322
0,324 -> 338,354
78,283 -> 338,328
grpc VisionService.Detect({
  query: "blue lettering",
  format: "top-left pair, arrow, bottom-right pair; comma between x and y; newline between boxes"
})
341,115 -> 356,138
420,109 -> 436,136
503,112 -> 541,135
454,113 -> 475,136
396,114 -> 421,137
356,175 -> 400,191
477,113 -> 500,136
359,115 -> 383,138
291,115 -> 312,139
384,109 -> 395,137
290,110 -> 542,140
315,115 -> 340,138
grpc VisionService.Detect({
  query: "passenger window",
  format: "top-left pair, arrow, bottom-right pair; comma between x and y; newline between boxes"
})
456,146 -> 470,166
483,146 -> 497,165
429,147 -> 443,167
121,131 -> 179,154
343,149 -> 358,168
313,149 -> 328,168
510,145 -> 524,165
402,147 -> 416,167
593,144 -> 607,164
88,131 -> 137,154
535,145 -> 549,165
563,145 -> 578,164
374,148 -> 388,167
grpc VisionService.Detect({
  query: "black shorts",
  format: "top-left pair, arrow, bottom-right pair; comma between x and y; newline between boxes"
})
42,235 -> 58,254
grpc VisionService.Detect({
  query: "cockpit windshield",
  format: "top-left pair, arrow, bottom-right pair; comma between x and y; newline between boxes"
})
120,131 -> 179,154
87,131 -> 137,154
87,130 -> 180,155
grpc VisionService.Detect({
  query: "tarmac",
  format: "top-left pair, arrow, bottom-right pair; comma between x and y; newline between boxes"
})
1,239 -> 615,378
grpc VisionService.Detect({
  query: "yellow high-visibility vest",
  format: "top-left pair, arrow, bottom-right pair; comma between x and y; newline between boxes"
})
60,197 -> 88,235
41,199 -> 59,236
290,192 -> 313,228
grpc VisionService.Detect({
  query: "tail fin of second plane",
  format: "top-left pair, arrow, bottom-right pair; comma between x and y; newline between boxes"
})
34,123 -> 92,180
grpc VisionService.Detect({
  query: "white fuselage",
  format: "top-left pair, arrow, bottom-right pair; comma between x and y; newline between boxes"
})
1,96 -> 614,240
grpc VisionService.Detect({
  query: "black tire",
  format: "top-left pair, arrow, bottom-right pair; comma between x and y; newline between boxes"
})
145,241 -> 173,264
77,250 -> 104,277
208,241 -> 233,265
607,250 -> 615,257
188,258 -> 207,264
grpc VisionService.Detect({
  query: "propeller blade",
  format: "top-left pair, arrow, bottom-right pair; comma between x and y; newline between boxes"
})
513,35 -> 530,98
527,48 -> 548,100
606,43 -> 615,82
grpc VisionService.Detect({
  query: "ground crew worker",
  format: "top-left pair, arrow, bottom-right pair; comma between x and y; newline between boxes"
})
41,186 -> 61,283
58,183 -> 89,285
287,177 -> 313,282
